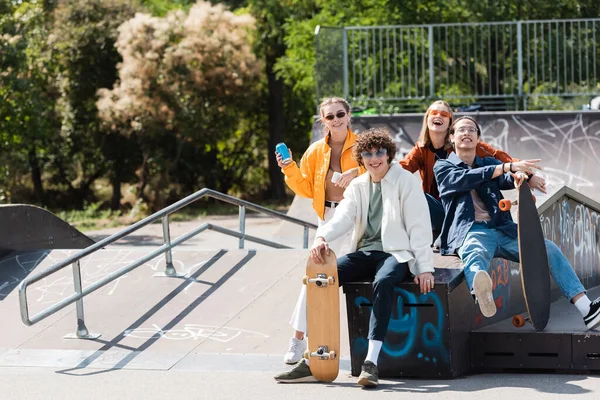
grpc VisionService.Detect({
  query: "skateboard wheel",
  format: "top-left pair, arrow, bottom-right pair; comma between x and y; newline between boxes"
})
499,199 -> 512,211
512,315 -> 526,328
330,351 -> 337,360
327,276 -> 335,285
303,350 -> 311,359
302,275 -> 309,285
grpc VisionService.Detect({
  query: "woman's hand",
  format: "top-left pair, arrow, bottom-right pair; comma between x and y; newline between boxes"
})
414,272 -> 435,294
335,168 -> 359,189
275,148 -> 293,169
528,174 -> 547,194
309,237 -> 330,264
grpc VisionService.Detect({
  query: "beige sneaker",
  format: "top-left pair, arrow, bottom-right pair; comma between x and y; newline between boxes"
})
473,270 -> 496,317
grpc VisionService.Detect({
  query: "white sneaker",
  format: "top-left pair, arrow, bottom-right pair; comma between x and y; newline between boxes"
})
473,270 -> 496,318
283,337 -> 307,364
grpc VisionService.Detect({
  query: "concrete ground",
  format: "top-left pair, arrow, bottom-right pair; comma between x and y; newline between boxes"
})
1,196 -> 600,399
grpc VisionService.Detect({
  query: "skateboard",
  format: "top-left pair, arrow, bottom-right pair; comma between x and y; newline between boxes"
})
500,181 -> 551,331
302,249 -> 340,382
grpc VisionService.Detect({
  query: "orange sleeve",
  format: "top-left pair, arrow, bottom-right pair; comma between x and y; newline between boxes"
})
476,141 -> 515,163
399,145 -> 423,173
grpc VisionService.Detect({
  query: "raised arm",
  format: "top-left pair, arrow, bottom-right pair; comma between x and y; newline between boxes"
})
281,148 -> 317,198
476,141 -> 513,163
434,159 -> 504,197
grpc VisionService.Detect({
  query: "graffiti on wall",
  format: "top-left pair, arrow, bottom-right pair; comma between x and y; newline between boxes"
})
315,111 -> 600,201
540,197 -> 600,287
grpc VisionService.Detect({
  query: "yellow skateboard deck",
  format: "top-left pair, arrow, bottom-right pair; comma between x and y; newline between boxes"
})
303,250 -> 340,382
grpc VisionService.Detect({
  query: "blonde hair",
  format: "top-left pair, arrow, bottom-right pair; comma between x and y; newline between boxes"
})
417,100 -> 454,151
319,97 -> 351,136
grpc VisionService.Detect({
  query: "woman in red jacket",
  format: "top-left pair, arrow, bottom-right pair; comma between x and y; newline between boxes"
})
400,100 -> 546,234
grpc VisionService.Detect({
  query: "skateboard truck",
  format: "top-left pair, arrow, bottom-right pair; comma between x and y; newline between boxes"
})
303,273 -> 335,288
304,345 -> 337,360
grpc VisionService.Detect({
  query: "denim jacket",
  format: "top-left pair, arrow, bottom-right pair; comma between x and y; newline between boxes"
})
433,152 -> 518,255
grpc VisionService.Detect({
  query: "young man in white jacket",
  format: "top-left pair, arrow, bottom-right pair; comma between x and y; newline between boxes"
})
275,127 -> 435,387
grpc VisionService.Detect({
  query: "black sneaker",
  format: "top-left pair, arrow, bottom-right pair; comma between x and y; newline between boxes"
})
274,359 -> 316,383
357,361 -> 378,387
584,297 -> 600,330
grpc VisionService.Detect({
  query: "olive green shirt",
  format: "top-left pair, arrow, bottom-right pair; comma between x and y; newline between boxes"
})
358,181 -> 383,252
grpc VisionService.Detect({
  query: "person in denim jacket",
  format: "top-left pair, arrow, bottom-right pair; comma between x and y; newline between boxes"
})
434,116 -> 600,329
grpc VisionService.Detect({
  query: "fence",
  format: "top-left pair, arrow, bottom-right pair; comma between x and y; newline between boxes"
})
315,19 -> 600,112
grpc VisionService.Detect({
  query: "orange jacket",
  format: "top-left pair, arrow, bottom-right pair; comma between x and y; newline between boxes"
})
282,129 -> 365,220
399,141 -> 513,199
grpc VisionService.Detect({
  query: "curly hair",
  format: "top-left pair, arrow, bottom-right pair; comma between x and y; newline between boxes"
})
353,127 -> 397,167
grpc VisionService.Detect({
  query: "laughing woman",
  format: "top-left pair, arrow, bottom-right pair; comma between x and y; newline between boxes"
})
399,100 -> 546,235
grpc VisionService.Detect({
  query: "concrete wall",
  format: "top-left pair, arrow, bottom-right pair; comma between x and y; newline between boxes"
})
312,111 -> 600,202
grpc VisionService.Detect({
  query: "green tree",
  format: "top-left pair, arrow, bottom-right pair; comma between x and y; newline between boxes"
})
0,1 -> 57,204
47,0 -> 139,209
97,1 -> 265,209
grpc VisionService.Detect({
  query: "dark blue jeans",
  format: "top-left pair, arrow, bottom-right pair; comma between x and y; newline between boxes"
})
426,193 -> 444,232
337,251 -> 410,341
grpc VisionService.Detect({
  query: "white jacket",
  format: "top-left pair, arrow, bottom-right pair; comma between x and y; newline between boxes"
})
316,163 -> 434,276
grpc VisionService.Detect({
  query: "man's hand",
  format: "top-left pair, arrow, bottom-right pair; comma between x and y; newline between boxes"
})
511,159 -> 542,175
512,171 -> 529,189
414,272 -> 435,294
309,236 -> 330,264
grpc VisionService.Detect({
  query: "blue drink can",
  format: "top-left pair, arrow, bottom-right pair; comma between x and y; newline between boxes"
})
276,142 -> 292,164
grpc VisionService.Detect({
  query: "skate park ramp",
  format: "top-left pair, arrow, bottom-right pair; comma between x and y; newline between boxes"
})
0,204 -> 94,252
0,247 -> 351,372
1,183 -> 598,376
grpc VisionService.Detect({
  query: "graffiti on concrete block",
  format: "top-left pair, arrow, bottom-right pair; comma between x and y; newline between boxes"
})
352,287 -> 448,367
540,197 -> 600,287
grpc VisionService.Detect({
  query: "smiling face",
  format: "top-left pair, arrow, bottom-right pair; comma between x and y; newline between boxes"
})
361,147 -> 390,181
321,103 -> 350,137
427,102 -> 452,135
450,118 -> 479,151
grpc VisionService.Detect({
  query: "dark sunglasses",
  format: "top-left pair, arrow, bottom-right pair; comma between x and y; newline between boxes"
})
360,148 -> 388,159
325,111 -> 347,121
429,109 -> 451,118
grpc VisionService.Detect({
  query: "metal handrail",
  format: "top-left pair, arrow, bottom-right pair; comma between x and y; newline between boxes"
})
18,188 -> 316,337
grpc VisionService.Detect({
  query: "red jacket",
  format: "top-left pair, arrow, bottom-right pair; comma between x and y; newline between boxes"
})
399,141 -> 513,199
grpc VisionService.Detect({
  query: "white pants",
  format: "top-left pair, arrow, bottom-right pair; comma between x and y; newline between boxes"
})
289,204 -> 350,333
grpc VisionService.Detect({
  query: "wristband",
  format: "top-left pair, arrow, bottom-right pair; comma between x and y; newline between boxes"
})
510,162 -> 514,173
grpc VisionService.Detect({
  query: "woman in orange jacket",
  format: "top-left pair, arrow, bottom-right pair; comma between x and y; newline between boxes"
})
276,97 -> 364,226
400,100 -> 546,234
275,97 -> 365,365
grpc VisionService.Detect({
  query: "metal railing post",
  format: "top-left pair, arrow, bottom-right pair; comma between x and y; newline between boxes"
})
517,21 -> 524,110
428,25 -> 435,99
343,28 -> 349,99
64,260 -> 100,339
239,205 -> 246,249
19,187 -> 318,329
303,226 -> 310,249
154,214 -> 185,277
